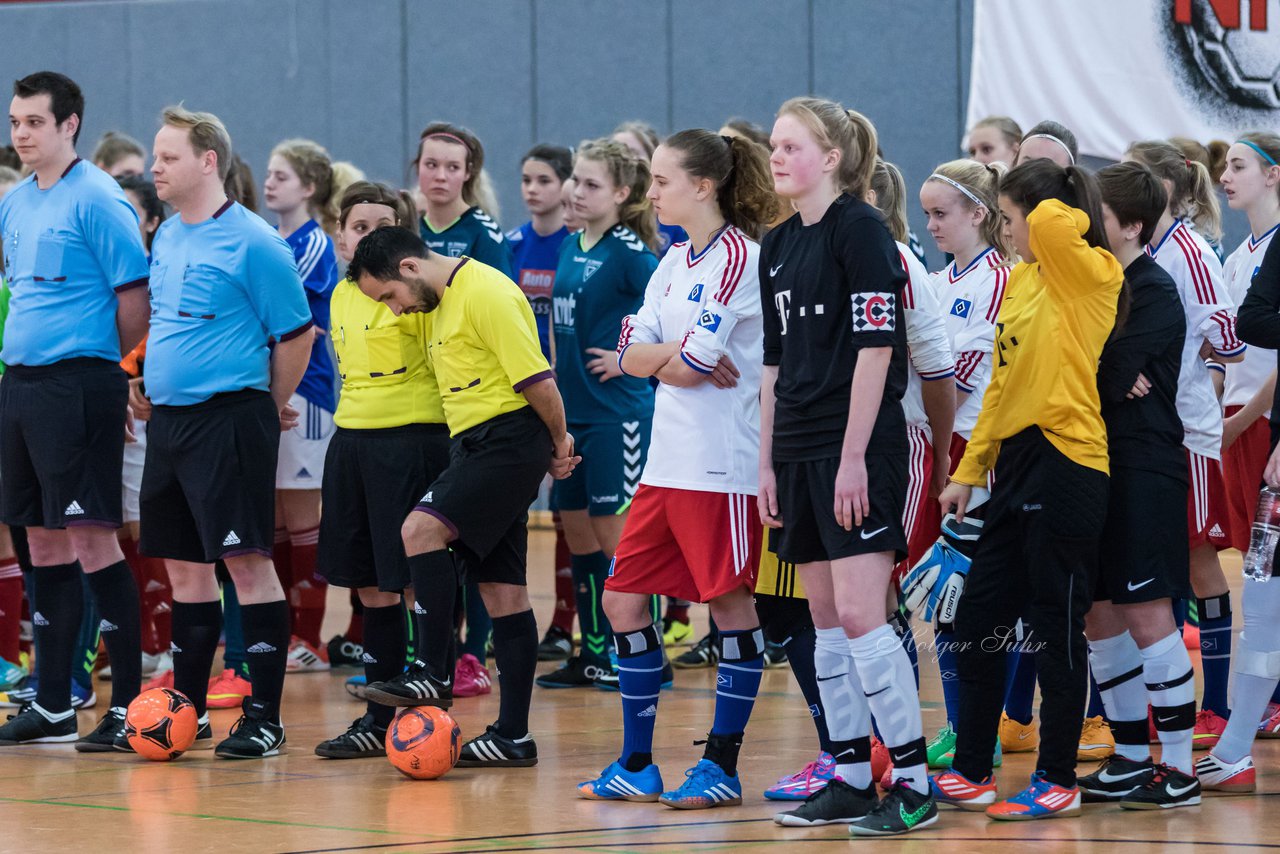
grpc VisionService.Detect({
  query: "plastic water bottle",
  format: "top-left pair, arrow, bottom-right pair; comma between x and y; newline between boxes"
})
1243,487 -> 1280,582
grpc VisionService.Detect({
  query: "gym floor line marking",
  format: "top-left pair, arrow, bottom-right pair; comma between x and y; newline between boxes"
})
0,796 -> 421,837
280,817 -> 777,854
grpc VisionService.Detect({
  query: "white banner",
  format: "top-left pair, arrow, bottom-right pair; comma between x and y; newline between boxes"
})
967,0 -> 1280,160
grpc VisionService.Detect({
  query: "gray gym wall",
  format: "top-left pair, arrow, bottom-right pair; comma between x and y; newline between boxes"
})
0,0 -> 1246,261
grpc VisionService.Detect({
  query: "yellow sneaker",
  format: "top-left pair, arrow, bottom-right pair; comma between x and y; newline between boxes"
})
662,617 -> 693,647
1078,716 -> 1115,761
999,711 -> 1039,753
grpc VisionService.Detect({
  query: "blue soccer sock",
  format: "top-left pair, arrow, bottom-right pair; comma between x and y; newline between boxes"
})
1087,671 -> 1107,719
221,576 -> 248,677
1004,648 -> 1037,725
616,623 -> 663,771
712,628 -> 764,737
1198,593 -> 1232,717
936,627 -> 962,727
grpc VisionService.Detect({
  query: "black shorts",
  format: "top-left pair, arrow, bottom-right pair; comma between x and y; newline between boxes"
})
1095,464 -> 1190,604
318,423 -> 451,592
139,390 -> 278,564
413,407 -> 550,586
0,358 -> 128,529
773,455 -> 908,564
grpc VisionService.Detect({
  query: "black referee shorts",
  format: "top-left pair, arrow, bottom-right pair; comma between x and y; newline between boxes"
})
1094,464 -> 1190,605
0,358 -> 128,529
773,454 -> 908,565
413,407 -> 551,586
318,423 -> 452,592
139,390 -> 278,564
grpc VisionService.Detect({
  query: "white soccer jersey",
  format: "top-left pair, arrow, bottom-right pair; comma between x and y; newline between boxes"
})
617,226 -> 762,494
898,242 -> 955,443
931,246 -> 1009,439
1222,225 -> 1278,412
1149,219 -> 1246,459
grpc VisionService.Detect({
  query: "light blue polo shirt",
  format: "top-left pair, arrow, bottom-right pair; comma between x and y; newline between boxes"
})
0,159 -> 149,366
144,200 -> 312,406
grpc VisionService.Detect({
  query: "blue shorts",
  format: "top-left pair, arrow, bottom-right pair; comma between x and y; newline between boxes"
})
552,419 -> 651,516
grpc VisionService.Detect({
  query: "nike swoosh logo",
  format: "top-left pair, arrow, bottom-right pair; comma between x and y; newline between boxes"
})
1157,715 -> 1177,724
861,526 -> 889,540
1098,767 -> 1152,783
1127,578 -> 1155,591
1016,731 -> 1033,740
816,673 -> 848,682
865,686 -> 889,698
1166,781 -> 1198,797
770,264 -> 783,276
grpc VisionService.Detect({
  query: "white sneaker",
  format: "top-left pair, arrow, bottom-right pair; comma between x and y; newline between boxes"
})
1194,753 -> 1255,793
285,638 -> 330,673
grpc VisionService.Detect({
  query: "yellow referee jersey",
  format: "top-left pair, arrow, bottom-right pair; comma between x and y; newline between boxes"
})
331,278 -> 444,429
429,257 -> 552,436
952,200 -> 1123,485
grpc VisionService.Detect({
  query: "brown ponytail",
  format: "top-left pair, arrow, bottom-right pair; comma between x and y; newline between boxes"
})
1126,139 -> 1223,241
662,129 -> 779,241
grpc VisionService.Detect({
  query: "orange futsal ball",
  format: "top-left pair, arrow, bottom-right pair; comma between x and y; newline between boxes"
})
386,706 -> 461,780
125,687 -> 198,761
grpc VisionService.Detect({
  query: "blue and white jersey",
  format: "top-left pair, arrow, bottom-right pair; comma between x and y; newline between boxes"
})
0,159 -> 149,366
285,218 -> 339,412
508,221 -> 570,360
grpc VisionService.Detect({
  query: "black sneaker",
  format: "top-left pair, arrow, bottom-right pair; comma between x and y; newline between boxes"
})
1079,754 -> 1154,802
326,634 -> 365,668
537,625 -> 573,661
849,779 -> 938,837
1118,763 -> 1201,810
365,664 -> 452,708
673,633 -> 717,669
763,642 -> 789,669
774,778 -> 878,826
190,714 -> 214,751
75,706 -> 127,753
215,702 -> 286,759
536,656 -> 614,689
594,661 -> 675,691
456,725 -> 538,767
0,703 -> 78,744
315,713 -> 388,759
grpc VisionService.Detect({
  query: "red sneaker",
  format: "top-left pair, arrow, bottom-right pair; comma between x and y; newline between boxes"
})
930,769 -> 998,811
1182,623 -> 1199,650
870,736 -> 891,788
144,666 -> 175,692
454,653 -> 492,697
1193,709 -> 1227,751
207,668 -> 252,709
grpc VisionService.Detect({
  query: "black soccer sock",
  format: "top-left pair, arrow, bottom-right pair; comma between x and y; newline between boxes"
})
491,609 -> 538,739
406,550 -> 458,681
85,560 -> 143,710
782,625 -> 834,755
171,600 -> 223,718
363,603 -> 407,727
240,600 -> 291,723
31,562 -> 83,715
571,551 -> 612,667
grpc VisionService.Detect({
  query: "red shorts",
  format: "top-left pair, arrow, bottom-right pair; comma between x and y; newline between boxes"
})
1221,407 -> 1270,552
607,484 -> 761,603
893,426 -> 939,586
1187,449 -> 1232,551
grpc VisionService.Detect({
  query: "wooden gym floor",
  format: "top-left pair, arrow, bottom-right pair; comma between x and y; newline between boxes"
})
1,532 -> 1274,853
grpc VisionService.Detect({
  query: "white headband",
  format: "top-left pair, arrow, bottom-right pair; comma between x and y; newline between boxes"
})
928,173 -> 986,209
1024,133 -> 1076,164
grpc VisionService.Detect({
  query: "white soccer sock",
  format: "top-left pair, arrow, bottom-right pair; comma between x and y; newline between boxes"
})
814,625 -> 872,788
850,624 -> 927,794
1217,577 -> 1280,764
1141,630 -> 1195,774
1088,630 -> 1149,762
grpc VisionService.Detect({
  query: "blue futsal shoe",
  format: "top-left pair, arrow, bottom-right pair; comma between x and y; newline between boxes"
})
659,758 -> 743,809
577,760 -> 664,802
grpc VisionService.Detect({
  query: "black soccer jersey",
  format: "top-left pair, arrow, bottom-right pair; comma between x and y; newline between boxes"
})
1097,254 -> 1187,477
761,194 -> 909,462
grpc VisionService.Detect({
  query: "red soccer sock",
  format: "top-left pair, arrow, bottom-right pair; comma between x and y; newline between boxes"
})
665,601 -> 691,625
289,526 -> 325,647
272,526 -> 292,593
0,561 -> 22,663
552,524 -> 575,633
142,556 -> 172,656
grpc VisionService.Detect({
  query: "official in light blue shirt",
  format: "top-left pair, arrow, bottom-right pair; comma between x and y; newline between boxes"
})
0,158 -> 149,366
144,199 -> 312,406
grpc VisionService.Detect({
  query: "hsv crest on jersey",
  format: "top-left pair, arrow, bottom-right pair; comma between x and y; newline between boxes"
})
950,298 -> 972,318
697,310 -> 722,333
688,283 -> 704,301
851,292 -> 896,332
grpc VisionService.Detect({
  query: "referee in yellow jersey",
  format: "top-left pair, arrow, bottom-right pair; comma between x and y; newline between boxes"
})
349,226 -> 578,768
